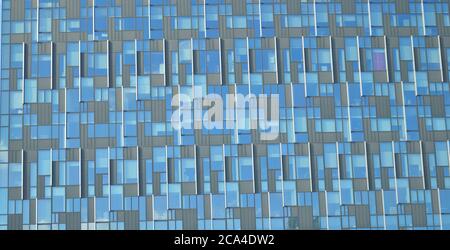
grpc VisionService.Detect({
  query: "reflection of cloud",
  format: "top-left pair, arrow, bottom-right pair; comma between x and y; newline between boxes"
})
153,210 -> 167,220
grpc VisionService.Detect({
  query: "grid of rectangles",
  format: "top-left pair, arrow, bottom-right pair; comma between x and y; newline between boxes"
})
3,0 -> 450,230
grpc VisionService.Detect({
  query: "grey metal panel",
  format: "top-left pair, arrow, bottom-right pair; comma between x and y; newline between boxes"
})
121,0 -> 136,17
65,212 -> 82,230
232,0 -> 246,16
353,205 -> 370,228
66,186 -> 81,198
375,96 -> 391,118
29,199 -> 36,225
430,95 -> 445,117
298,206 -> 314,229
88,198 -> 95,223
37,176 -> 46,199
182,209 -> 198,230
353,179 -> 368,191
411,204 -> 427,227
318,192 -> 327,216
37,104 -> 52,125
320,97 -> 336,119
204,195 -> 212,219
146,196 -> 153,221
239,181 -> 253,194
8,214 -> 23,230
240,207 -> 256,230
95,174 -> 103,196
181,182 -> 196,195
153,172 -> 161,195
261,193 -> 270,218
124,211 -> 139,230
124,184 -> 138,196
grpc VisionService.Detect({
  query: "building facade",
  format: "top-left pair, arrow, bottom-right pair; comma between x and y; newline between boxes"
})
2,0 -> 450,230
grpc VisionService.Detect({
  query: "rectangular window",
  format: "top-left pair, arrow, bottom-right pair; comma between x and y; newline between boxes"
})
81,78 -> 94,101
352,155 -> 366,178
25,80 -> 37,103
426,48 -> 440,70
372,49 -> 386,71
399,38 -> 412,60
11,44 -> 23,68
8,163 -> 22,187
67,114 -> 80,138
253,50 -> 276,72
38,55 -> 51,77
67,43 -> 79,67
435,142 -> 449,166
38,150 -> 51,176
296,156 -> 310,179
67,162 -> 80,185
147,52 -> 164,74
124,160 -> 138,184
10,115 -> 22,140
182,159 -> 195,182
95,53 -> 108,75
137,76 -> 150,99
233,16 -> 247,28
239,157 -> 253,181
206,51 -> 220,73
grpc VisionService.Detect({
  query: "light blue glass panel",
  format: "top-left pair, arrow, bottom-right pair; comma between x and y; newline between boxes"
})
8,163 -> 22,187
66,161 -> 80,185
96,197 -> 109,222
38,150 -> 51,176
124,160 -> 138,184
181,159 -> 195,182
37,199 -> 51,224
239,157 -> 253,181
